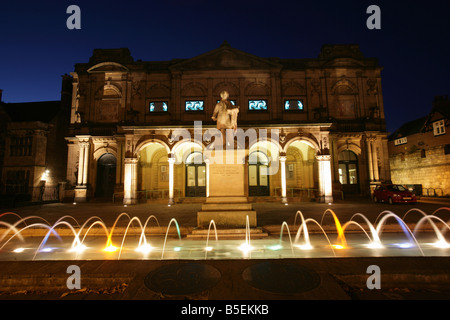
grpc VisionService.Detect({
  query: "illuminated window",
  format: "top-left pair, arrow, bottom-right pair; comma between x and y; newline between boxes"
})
185,100 -> 204,111
149,101 -> 168,112
284,99 -> 304,111
394,137 -> 407,146
248,100 -> 268,111
433,120 -> 445,136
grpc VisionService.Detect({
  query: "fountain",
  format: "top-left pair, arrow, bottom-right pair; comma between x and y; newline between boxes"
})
0,207 -> 449,261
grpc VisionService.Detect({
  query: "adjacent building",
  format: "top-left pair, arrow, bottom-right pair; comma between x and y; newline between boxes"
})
388,96 -> 450,197
63,42 -> 391,204
0,77 -> 72,205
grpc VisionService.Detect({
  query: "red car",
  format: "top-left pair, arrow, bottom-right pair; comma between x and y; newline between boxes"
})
373,184 -> 417,204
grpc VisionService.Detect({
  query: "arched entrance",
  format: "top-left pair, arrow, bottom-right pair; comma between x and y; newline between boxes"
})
185,152 -> 206,197
95,153 -> 116,198
137,142 -> 169,200
248,151 -> 270,196
338,150 -> 359,194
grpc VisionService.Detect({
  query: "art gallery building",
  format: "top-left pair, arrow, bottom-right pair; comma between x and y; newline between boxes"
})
64,42 -> 391,205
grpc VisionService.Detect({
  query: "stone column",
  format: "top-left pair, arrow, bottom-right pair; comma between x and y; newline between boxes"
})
168,155 -> 175,205
74,136 -> 90,202
77,142 -> 85,186
316,154 -> 333,203
123,158 -> 138,205
366,138 -> 374,182
82,141 -> 89,185
205,158 -> 210,198
279,155 -> 287,203
371,138 -> 379,181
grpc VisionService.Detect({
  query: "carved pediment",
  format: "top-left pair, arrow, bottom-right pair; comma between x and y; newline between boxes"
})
169,41 -> 282,71
87,62 -> 129,73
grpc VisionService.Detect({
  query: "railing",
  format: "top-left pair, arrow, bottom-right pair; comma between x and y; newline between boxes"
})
32,186 -> 59,201
113,189 -> 181,203
424,188 -> 445,197
274,187 -> 318,198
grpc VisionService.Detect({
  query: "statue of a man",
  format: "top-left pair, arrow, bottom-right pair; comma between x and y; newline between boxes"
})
211,91 -> 239,146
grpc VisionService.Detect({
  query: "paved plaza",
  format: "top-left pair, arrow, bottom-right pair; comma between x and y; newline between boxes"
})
1,196 -> 449,228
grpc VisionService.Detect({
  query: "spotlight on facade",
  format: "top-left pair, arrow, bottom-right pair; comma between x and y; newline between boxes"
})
41,169 -> 50,181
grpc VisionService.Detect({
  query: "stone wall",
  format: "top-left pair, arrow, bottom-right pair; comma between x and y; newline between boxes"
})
389,144 -> 450,196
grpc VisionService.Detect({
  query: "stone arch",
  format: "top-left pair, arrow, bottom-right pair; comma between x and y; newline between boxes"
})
171,139 -> 204,164
245,81 -> 270,96
286,140 -> 317,190
213,81 -> 239,97
331,78 -> 358,95
147,83 -> 170,98
135,139 -> 170,155
282,80 -> 306,96
137,142 -> 170,192
93,145 -> 118,161
337,143 -> 362,157
182,81 -> 207,97
283,136 -> 320,153
95,153 -> 117,198
87,62 -> 129,73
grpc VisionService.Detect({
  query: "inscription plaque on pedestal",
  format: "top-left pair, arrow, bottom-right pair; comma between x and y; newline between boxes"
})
197,149 -> 256,228
209,163 -> 244,197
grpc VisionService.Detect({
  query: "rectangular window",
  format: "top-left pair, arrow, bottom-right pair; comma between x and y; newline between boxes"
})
248,99 -> 268,111
10,136 -> 32,156
149,101 -> 168,112
185,100 -> 204,111
433,120 -> 445,136
394,137 -> 407,146
284,99 -> 304,111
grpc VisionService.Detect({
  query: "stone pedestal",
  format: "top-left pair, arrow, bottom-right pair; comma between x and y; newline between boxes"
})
197,149 -> 256,228
74,186 -> 87,202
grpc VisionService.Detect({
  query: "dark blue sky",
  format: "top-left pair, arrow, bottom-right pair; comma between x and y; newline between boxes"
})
0,0 -> 449,133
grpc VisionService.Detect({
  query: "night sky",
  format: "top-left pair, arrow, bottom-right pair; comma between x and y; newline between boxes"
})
0,0 -> 449,134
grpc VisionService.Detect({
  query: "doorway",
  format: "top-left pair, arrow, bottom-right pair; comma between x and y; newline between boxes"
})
248,151 -> 270,196
95,153 -> 116,198
185,152 -> 206,197
338,150 -> 360,194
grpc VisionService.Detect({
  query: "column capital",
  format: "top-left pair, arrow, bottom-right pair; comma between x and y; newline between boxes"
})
76,135 -> 91,142
124,157 -> 138,164
315,154 -> 331,161
168,156 -> 176,164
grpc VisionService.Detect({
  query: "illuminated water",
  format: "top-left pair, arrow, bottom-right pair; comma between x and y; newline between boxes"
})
0,208 -> 449,261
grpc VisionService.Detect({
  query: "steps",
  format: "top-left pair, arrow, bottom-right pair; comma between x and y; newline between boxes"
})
197,196 -> 257,228
186,228 -> 268,240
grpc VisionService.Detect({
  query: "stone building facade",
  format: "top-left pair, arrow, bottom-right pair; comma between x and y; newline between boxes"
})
0,76 -> 72,204
388,96 -> 450,197
64,42 -> 390,204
